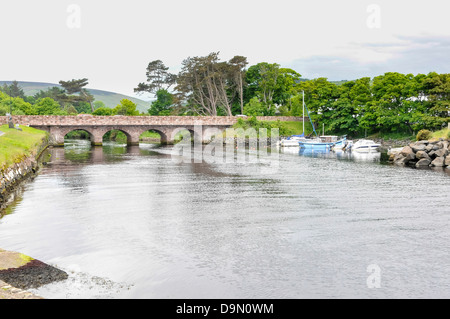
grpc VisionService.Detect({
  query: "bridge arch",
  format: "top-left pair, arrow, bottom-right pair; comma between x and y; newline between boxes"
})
138,128 -> 168,145
102,129 -> 133,145
170,127 -> 202,144
54,127 -> 96,146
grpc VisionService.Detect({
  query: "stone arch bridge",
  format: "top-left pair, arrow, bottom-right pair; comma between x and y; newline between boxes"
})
2,115 -> 302,146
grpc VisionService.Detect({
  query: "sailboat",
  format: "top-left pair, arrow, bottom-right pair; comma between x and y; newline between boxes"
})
297,91 -> 347,150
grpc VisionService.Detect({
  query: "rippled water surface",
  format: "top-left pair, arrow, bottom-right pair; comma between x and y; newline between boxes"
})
1,140 -> 450,298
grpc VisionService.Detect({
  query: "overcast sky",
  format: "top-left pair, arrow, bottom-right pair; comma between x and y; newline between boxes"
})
1,0 -> 449,99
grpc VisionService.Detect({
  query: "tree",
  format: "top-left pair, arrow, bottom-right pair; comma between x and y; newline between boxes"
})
148,89 -> 174,115
296,78 -> 338,129
59,78 -> 95,112
371,72 -> 418,133
1,81 -> 25,99
228,56 -> 248,115
93,107 -> 113,116
112,99 -> 140,116
33,86 -> 67,107
176,52 -> 234,116
274,68 -> 301,106
243,97 -> 275,116
422,72 -> 450,129
94,101 -> 106,110
135,60 -> 177,96
34,97 -> 65,115
246,62 -> 281,107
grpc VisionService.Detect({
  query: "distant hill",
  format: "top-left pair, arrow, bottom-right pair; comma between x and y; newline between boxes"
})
0,81 -> 151,113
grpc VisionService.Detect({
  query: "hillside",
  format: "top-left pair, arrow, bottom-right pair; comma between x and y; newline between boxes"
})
0,81 -> 151,113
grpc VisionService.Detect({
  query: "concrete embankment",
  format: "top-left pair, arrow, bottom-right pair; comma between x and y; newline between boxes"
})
389,138 -> 450,168
0,126 -> 68,299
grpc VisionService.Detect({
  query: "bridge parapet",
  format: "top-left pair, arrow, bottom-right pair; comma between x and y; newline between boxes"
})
0,115 -> 303,146
1,115 -> 302,126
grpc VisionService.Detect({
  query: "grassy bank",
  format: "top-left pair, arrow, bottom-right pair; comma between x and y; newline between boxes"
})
0,125 -> 49,170
228,117 -> 310,138
432,128 -> 450,140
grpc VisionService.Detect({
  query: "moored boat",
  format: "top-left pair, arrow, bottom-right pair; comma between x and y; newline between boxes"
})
298,136 -> 347,150
278,134 -> 307,147
352,139 -> 381,152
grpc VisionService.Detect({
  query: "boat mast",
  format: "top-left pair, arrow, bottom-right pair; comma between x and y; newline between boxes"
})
302,90 -> 305,135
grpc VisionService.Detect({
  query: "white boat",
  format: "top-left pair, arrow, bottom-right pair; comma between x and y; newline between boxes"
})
351,139 -> 381,152
278,134 -> 307,147
333,140 -> 353,151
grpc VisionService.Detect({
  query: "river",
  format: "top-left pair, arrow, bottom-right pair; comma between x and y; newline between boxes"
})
1,140 -> 450,299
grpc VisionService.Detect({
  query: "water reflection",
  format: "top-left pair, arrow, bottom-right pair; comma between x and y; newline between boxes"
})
1,140 -> 450,299
280,146 -> 383,163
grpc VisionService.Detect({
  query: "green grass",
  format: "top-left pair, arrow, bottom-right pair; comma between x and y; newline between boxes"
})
140,131 -> 161,139
228,118 -> 310,138
0,124 -> 48,170
431,128 -> 450,140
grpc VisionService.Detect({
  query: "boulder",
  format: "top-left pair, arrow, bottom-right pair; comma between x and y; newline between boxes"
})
431,144 -> 441,151
393,153 -> 406,165
401,146 -> 415,157
436,141 -> 447,149
425,144 -> 435,152
394,153 -> 416,165
416,151 -> 430,160
430,156 -> 445,167
416,158 -> 431,167
445,156 -> 450,167
411,143 -> 426,153
429,149 -> 446,159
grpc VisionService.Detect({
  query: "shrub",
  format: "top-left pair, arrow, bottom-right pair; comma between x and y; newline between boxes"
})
416,129 -> 432,141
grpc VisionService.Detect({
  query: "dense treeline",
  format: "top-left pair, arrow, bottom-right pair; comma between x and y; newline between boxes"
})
2,52 -> 449,137
135,52 -> 449,136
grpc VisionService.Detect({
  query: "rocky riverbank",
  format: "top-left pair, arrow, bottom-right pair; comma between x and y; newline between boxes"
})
389,139 -> 450,168
0,249 -> 68,299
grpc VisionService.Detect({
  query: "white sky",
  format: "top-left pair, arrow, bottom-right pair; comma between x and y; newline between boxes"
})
0,0 -> 449,99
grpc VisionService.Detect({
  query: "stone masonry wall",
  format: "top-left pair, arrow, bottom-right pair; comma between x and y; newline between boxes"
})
0,115 -> 303,126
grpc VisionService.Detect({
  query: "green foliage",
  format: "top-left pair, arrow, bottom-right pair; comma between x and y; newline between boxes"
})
1,81 -> 25,99
34,97 -> 66,115
94,101 -> 106,110
93,107 -> 113,116
244,62 -> 299,114
65,104 -> 78,115
232,116 -> 291,137
148,89 -> 174,115
112,99 -> 140,116
74,101 -> 92,114
416,129 -> 433,141
243,97 -> 275,116
103,130 -> 128,143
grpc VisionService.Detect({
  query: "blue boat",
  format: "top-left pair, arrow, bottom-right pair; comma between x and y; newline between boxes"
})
297,98 -> 347,150
298,136 -> 347,150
